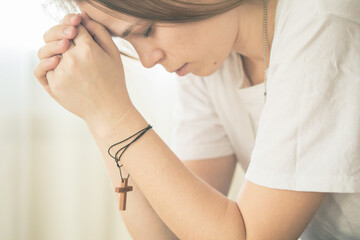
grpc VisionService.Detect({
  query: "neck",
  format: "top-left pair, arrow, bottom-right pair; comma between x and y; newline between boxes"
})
232,0 -> 277,61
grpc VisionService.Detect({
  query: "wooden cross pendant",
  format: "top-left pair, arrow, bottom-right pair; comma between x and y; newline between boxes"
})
115,178 -> 133,211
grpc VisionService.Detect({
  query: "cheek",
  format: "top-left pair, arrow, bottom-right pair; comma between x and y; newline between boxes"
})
155,31 -> 195,58
155,24 -> 215,58
190,33 -> 235,76
156,33 -> 216,63
155,22 -> 234,67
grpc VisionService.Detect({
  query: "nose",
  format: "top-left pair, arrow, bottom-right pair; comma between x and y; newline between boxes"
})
136,47 -> 166,69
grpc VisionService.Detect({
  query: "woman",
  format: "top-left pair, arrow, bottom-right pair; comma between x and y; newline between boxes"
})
34,0 -> 360,239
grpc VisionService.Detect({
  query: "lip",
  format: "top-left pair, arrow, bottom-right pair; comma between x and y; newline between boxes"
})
174,63 -> 189,76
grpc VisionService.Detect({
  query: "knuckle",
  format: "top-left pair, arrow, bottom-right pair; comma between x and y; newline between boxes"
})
35,59 -> 53,79
83,41 -> 93,52
57,40 -> 66,52
43,24 -> 63,43
43,26 -> 57,43
37,45 -> 48,59
66,54 -> 77,68
37,45 -> 52,60
81,42 -> 94,58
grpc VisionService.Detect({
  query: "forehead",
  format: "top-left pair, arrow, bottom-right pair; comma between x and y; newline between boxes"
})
78,2 -> 137,26
78,1 -> 182,30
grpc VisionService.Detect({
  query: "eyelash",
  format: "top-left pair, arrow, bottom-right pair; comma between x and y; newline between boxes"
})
143,25 -> 154,38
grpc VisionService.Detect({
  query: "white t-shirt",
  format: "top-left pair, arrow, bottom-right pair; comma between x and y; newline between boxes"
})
171,0 -> 360,239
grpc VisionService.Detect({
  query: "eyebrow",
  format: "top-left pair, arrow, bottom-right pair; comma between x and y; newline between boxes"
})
106,24 -> 135,38
119,24 -> 136,38
82,10 -> 135,38
82,12 -> 135,38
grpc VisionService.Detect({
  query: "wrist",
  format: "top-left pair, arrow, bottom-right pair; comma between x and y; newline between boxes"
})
86,106 -> 148,145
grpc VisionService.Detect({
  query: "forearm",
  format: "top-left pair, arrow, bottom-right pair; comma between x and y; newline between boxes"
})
122,177 -> 180,240
89,132 -> 179,240
87,108 -> 246,240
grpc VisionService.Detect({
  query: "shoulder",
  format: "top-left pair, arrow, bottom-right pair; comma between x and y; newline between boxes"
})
317,0 -> 360,23
270,0 -> 360,81
275,0 -> 360,25
247,0 -> 360,194
274,0 -> 360,47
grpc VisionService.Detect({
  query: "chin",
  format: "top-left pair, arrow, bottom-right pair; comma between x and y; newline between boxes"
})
192,63 -> 222,77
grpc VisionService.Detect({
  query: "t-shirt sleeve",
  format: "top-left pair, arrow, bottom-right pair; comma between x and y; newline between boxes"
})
170,74 -> 234,161
245,13 -> 360,192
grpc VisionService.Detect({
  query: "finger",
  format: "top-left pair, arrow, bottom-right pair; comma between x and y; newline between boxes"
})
43,24 -> 78,43
42,14 -> 81,43
72,23 -> 94,44
33,56 -> 60,88
80,16 -> 120,58
62,40 -> 75,59
37,39 -> 70,60
67,40 -> 75,51
61,13 -> 81,25
44,70 -> 57,100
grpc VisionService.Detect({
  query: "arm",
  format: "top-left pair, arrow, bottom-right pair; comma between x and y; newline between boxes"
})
123,155 -> 237,239
183,155 -> 237,197
87,108 -> 245,240
92,121 -> 237,240
121,182 -> 178,240
236,181 -> 326,240
88,108 -> 326,240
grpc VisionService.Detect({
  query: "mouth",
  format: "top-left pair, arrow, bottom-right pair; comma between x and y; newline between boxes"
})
173,63 -> 189,76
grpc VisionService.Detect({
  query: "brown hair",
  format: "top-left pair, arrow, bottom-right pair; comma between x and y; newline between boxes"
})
56,0 -> 244,23
49,0 -> 244,58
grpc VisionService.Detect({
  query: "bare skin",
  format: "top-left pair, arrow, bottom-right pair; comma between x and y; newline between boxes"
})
34,1 -> 327,239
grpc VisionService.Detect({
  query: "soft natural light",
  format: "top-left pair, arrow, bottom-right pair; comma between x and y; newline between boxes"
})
0,1 -> 184,240
0,1 -> 60,50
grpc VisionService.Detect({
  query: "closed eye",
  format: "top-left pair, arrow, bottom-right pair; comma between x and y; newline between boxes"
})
143,24 -> 154,38
107,24 -> 154,39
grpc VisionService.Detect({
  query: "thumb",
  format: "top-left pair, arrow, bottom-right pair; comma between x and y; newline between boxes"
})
80,14 -> 120,59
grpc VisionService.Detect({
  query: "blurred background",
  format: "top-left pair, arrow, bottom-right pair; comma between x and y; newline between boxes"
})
0,0 -> 243,239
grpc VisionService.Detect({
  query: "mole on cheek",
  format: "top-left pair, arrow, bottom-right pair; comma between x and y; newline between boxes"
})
213,62 -> 217,65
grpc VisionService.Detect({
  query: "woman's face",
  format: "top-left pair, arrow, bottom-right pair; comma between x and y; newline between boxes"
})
78,2 -> 239,77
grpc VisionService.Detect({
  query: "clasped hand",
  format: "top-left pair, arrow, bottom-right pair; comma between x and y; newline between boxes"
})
34,14 -> 133,132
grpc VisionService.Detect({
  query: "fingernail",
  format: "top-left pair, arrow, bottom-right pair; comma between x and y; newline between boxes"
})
57,39 -> 64,46
64,27 -> 73,36
71,14 -> 79,22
